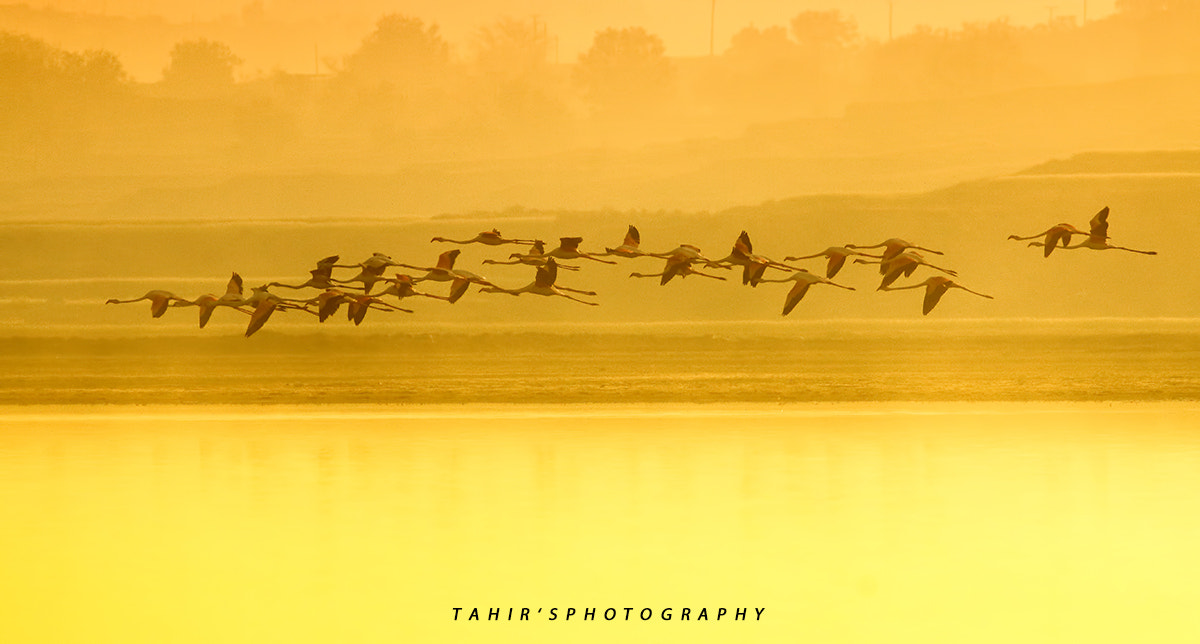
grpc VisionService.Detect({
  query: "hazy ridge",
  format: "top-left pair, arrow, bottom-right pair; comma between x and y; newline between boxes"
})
4,73 -> 1199,222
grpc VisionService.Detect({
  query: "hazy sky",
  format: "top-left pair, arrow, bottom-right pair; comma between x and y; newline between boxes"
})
29,1 -> 1115,58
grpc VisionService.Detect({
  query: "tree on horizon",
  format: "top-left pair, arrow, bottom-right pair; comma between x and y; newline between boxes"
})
574,26 -> 673,116
161,39 -> 241,94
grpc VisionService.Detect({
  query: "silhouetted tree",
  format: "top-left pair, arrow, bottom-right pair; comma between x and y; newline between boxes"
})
1,32 -> 125,96
472,16 -> 550,79
866,19 -> 1036,99
464,17 -> 569,152
707,25 -> 807,120
725,25 -> 798,64
162,39 -> 242,93
0,32 -> 129,172
789,10 -> 858,49
574,27 -> 673,114
74,50 -> 127,89
788,11 -> 858,114
343,14 -> 450,86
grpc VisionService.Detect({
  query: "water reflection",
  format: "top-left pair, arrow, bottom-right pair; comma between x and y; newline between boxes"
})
1,404 -> 1198,643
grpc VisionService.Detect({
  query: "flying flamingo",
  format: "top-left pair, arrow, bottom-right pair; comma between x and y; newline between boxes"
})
344,293 -> 413,325
395,249 -> 463,282
483,240 -> 581,271
712,231 -> 795,286
479,258 -> 599,305
374,273 -> 452,303
544,237 -> 619,264
298,288 -> 354,322
331,252 -> 398,270
785,246 -> 883,278
846,238 -> 944,268
880,276 -> 994,315
396,249 -> 496,303
105,289 -> 187,318
1026,207 -> 1157,255
757,270 -> 856,315
269,255 -> 342,290
1007,223 -> 1091,258
602,225 -> 671,258
172,272 -> 249,328
241,285 -> 315,337
431,229 -> 535,246
331,253 -> 402,294
630,245 -> 727,285
855,251 -> 958,289
290,287 -> 403,323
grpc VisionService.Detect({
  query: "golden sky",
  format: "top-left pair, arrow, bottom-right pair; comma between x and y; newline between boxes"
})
25,0 -> 1116,58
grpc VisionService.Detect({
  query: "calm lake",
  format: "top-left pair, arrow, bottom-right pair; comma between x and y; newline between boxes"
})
2,402 -> 1200,643
2,317 -> 1199,642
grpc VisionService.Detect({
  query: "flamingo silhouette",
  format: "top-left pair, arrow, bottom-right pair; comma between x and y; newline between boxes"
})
269,255 -> 342,290
544,237 -> 618,264
331,253 -> 402,294
298,288 -> 354,322
785,246 -> 882,278
630,245 -> 727,285
602,225 -> 670,258
1027,207 -> 1157,255
106,290 -> 187,318
396,250 -> 496,303
479,258 -> 599,305
344,293 -> 413,325
880,276 -> 993,315
374,274 -> 452,303
291,288 -> 403,323
241,285 -> 315,337
172,272 -> 249,328
712,231 -> 796,286
482,240 -> 581,271
396,249 -> 462,282
1007,224 -> 1091,257
757,270 -> 856,315
855,251 -> 958,289
846,238 -> 944,266
431,229 -> 535,246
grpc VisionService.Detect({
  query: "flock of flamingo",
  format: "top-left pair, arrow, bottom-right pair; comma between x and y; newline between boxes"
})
106,206 -> 1155,336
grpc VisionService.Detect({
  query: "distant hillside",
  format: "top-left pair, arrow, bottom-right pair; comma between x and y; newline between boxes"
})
1017,150 -> 1200,175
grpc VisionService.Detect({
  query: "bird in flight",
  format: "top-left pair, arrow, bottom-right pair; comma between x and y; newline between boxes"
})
269,255 -> 343,290
479,258 -> 599,305
241,285 -> 314,337
331,253 -> 402,294
757,270 -> 856,316
106,289 -> 187,318
431,229 -> 536,246
602,225 -> 669,258
630,245 -> 726,285
846,238 -> 943,266
1025,207 -> 1157,255
172,272 -> 248,328
544,237 -> 619,264
855,251 -> 958,289
785,246 -> 882,278
397,250 -> 497,303
1008,223 -> 1092,257
343,293 -> 413,325
881,276 -> 993,315
483,239 -> 581,271
712,231 -> 795,286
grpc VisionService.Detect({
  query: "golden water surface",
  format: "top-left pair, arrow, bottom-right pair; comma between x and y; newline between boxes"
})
2,403 -> 1199,643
